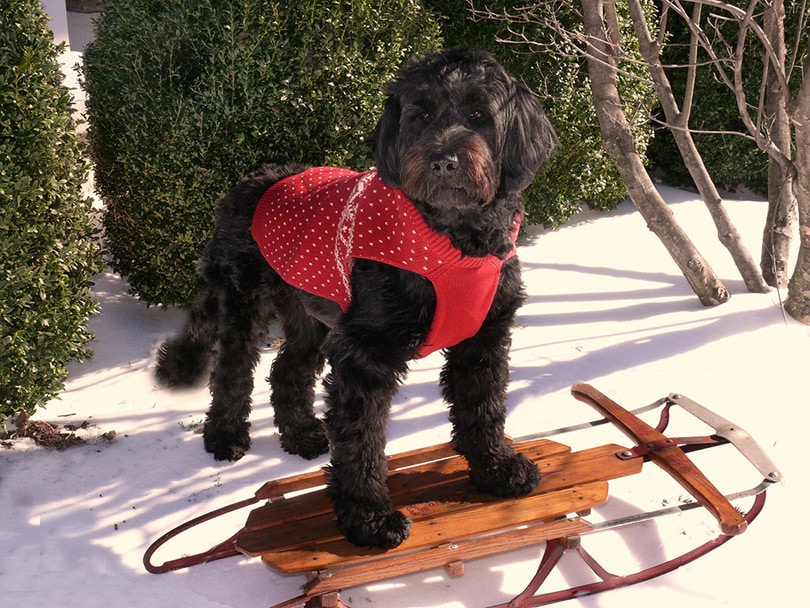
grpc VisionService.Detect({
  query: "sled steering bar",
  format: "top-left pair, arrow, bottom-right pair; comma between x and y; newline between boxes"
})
571,383 -> 748,536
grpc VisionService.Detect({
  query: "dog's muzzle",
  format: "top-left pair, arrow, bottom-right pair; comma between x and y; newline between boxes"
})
401,132 -> 497,209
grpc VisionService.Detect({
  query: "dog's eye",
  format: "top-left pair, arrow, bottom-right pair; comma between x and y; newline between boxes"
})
417,112 -> 431,122
469,110 -> 484,121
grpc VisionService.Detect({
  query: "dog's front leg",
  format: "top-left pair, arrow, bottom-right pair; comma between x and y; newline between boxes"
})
322,348 -> 412,549
442,263 -> 541,498
321,319 -> 414,549
443,336 -> 541,497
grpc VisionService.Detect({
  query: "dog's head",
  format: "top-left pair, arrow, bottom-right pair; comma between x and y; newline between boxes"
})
370,48 -> 559,210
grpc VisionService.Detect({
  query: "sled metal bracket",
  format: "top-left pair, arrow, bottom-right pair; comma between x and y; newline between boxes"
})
615,435 -> 723,460
663,393 -> 783,484
570,384 -> 772,536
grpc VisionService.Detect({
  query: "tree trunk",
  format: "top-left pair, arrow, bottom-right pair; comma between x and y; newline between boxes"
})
784,49 -> 810,323
628,0 -> 769,294
761,0 -> 795,288
580,0 -> 729,306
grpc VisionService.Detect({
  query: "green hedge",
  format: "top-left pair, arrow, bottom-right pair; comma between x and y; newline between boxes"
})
426,0 -> 657,226
0,0 -> 102,419
83,0 -> 442,307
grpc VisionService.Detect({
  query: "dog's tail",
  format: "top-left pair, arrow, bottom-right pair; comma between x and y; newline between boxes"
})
156,163 -> 306,388
155,284 -> 218,388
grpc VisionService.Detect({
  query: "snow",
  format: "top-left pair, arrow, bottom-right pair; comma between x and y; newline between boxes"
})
2,12 -> 808,608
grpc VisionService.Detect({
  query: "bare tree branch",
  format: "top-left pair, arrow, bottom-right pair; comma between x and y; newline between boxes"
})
786,0 -> 808,82
627,0 -> 768,292
674,0 -> 791,92
580,0 -> 729,305
682,1 -> 702,124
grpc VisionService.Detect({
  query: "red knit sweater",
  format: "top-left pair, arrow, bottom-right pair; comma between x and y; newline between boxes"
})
252,168 -> 518,358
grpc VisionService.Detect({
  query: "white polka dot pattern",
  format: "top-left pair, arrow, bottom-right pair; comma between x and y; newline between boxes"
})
251,168 -> 517,357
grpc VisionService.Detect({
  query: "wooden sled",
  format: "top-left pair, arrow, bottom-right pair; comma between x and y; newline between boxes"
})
144,384 -> 781,607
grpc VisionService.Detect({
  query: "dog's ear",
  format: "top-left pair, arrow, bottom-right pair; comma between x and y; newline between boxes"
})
369,88 -> 403,188
500,83 -> 560,193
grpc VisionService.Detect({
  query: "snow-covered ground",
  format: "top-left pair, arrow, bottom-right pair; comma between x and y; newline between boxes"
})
2,11 -> 807,608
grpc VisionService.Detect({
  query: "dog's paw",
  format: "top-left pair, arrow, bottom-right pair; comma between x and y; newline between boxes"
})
203,423 -> 251,461
338,506 -> 412,550
279,419 -> 329,460
469,451 -> 541,498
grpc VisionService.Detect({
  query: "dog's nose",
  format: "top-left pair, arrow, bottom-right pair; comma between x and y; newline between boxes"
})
431,155 -> 459,177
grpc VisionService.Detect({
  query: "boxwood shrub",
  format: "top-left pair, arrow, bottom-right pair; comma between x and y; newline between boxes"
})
0,0 -> 102,419
83,0 -> 442,307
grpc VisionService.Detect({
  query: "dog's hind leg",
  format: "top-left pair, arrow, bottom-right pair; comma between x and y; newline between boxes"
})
267,291 -> 330,460
155,275 -> 219,387
203,276 -> 275,461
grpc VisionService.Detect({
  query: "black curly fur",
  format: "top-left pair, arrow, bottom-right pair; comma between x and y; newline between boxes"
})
156,48 -> 559,549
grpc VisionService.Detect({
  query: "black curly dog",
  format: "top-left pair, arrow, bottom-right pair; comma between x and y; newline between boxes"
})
156,48 -> 559,549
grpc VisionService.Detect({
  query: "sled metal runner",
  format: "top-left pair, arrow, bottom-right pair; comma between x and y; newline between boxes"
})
143,384 -> 781,607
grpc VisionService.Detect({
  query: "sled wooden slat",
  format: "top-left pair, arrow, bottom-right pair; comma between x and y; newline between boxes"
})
235,438 -> 642,578
241,441 -> 636,538
254,482 -> 607,574
253,441 -> 463,501
240,481 -> 606,562
303,515 -> 593,596
244,438 -> 573,533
